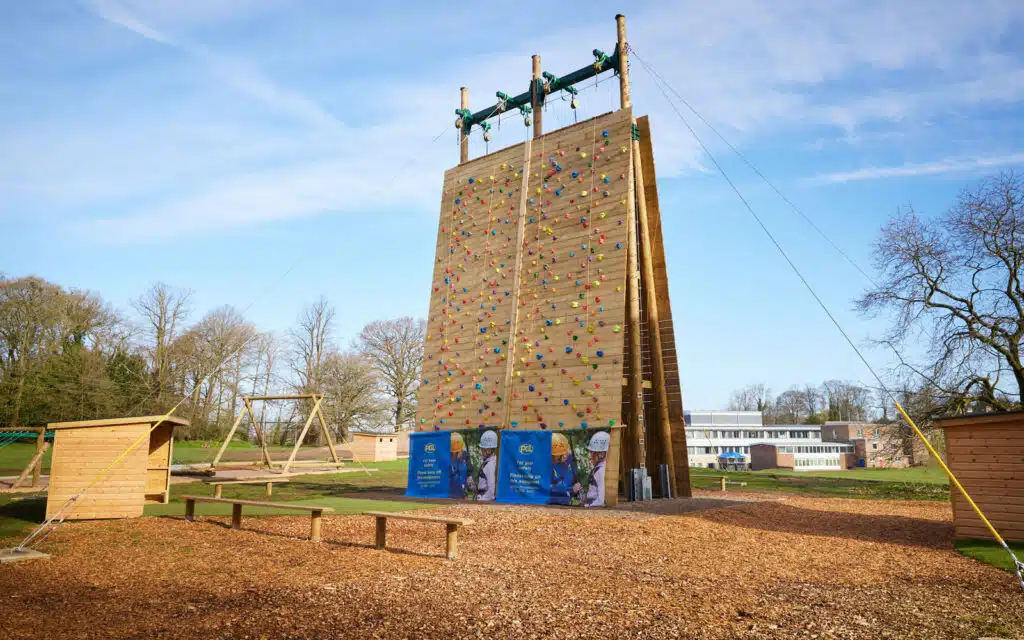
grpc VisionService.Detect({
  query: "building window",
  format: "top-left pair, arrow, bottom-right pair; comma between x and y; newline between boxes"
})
857,429 -> 863,437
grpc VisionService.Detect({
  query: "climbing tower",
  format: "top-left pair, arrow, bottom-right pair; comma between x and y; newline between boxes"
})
415,15 -> 691,500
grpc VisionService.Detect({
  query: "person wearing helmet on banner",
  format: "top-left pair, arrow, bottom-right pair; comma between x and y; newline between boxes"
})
469,429 -> 499,501
576,430 -> 610,507
449,432 -> 468,498
550,433 -> 576,506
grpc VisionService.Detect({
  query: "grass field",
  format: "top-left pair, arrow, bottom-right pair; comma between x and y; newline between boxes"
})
0,459 -> 418,542
955,538 -> 1024,574
0,440 -> 335,474
689,466 -> 950,501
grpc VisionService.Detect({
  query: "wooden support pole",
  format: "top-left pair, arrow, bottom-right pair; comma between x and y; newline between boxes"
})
211,405 -> 249,469
265,482 -> 273,497
445,523 -> 459,560
460,87 -> 469,164
625,138 -> 645,470
244,398 -> 273,468
616,15 -> 630,109
214,484 -> 223,498
375,516 -> 387,549
231,503 -> 243,530
185,498 -> 195,521
11,442 -> 48,490
633,127 -> 675,492
282,396 -> 323,474
720,476 -> 727,492
310,510 -> 323,543
531,55 -> 542,138
315,403 -> 342,465
32,429 -> 44,487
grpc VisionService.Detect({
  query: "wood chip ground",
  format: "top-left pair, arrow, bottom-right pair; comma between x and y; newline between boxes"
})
1,491 -> 1020,639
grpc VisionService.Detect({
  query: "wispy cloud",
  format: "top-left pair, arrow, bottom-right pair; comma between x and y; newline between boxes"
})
85,0 -> 344,131
810,153 -> 1024,184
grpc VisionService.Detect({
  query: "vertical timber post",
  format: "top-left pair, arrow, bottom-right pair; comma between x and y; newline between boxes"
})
32,428 -> 44,488
618,13 -> 645,473
531,55 -> 543,138
460,87 -> 470,164
633,128 -> 676,494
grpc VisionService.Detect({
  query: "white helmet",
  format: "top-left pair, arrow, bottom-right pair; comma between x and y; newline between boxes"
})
480,430 -> 499,448
588,431 -> 610,452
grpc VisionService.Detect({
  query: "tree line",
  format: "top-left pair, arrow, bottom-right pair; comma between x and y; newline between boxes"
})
0,278 -> 424,443
726,380 -> 877,425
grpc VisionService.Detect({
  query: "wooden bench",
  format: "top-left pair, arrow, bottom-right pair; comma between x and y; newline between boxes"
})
716,476 -> 748,491
204,478 -> 290,498
365,511 -> 474,560
182,496 -> 334,542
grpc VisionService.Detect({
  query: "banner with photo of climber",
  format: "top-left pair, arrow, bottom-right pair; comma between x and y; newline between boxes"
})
550,428 -> 610,508
407,427 -> 610,506
449,428 -> 500,502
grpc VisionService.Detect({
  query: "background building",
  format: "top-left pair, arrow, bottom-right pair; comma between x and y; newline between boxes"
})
685,410 -> 860,471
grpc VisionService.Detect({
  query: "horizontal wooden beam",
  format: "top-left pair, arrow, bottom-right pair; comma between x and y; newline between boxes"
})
244,394 -> 323,401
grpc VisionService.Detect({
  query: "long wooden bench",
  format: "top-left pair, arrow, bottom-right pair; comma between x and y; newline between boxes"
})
715,476 -> 748,491
365,511 -> 474,560
183,496 -> 334,542
204,478 -> 290,498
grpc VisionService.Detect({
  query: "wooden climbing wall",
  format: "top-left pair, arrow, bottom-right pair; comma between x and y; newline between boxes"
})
418,109 -> 635,432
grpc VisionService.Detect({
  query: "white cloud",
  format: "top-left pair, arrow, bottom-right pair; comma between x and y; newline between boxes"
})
810,153 -> 1024,184
3,0 -> 1022,240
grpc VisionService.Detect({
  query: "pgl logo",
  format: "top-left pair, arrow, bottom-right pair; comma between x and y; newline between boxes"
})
519,443 -> 534,454
424,443 -> 436,453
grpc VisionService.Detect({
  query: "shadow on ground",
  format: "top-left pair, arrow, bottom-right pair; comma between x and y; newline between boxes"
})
695,500 -> 953,549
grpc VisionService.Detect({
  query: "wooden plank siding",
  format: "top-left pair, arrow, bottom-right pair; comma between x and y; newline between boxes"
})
940,412 -> 1024,542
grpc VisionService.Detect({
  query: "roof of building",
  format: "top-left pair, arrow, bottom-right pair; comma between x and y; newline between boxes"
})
47,415 -> 190,430
935,409 -> 1024,428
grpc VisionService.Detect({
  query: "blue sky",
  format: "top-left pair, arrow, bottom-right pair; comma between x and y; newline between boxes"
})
3,0 -> 1023,410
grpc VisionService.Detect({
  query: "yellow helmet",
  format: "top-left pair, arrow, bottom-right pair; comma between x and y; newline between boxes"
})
451,432 -> 465,454
551,433 -> 570,457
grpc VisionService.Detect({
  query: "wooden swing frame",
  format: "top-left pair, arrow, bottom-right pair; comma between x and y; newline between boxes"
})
210,394 -> 342,474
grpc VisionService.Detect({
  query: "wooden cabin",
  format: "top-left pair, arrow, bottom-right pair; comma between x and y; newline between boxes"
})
345,432 -> 398,462
46,415 -> 189,520
936,410 -> 1024,542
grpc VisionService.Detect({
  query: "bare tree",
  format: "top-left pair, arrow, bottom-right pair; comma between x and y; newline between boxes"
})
290,297 -> 335,395
358,317 -> 425,427
772,388 -> 808,424
726,383 -> 771,413
132,282 -> 191,405
859,171 -> 1024,411
319,350 -> 385,437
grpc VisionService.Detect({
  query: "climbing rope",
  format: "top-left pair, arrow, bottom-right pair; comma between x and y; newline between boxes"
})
630,46 -> 1024,590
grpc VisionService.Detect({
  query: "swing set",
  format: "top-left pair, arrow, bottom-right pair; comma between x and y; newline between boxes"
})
210,394 -> 342,474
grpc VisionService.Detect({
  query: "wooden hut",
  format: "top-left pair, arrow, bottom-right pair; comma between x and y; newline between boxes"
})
936,410 -> 1024,542
46,415 -> 189,520
345,432 -> 398,462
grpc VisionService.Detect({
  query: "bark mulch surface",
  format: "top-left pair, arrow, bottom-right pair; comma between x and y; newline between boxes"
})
1,492 -> 1020,639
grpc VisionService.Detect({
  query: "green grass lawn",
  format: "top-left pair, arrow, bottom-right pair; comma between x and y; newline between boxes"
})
689,466 -> 951,501
955,538 -> 1024,574
0,440 -> 337,474
0,459 -> 421,544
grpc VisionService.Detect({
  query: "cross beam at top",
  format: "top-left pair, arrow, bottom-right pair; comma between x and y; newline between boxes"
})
456,14 -> 631,162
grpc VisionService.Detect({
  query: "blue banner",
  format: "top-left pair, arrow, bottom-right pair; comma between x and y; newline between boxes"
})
496,430 -> 551,504
405,431 -> 451,498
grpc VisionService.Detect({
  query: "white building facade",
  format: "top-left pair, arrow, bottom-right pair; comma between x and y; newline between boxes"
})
685,409 -> 854,471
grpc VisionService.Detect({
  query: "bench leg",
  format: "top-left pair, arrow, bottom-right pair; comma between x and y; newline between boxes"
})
214,485 -> 223,499
185,499 -> 195,521
232,503 -> 243,530
310,510 -> 322,543
375,516 -> 387,550
266,482 -> 273,498
446,523 -> 459,560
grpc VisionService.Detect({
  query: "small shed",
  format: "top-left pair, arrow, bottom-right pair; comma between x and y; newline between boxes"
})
936,410 -> 1024,542
345,432 -> 398,462
46,415 -> 189,520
